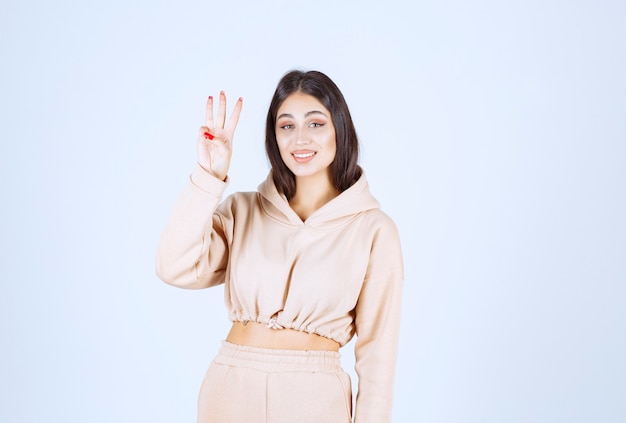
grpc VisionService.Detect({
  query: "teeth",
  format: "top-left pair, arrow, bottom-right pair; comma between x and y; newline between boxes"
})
293,152 -> 315,158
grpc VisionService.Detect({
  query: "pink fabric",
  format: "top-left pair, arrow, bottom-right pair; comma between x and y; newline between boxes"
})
197,342 -> 352,423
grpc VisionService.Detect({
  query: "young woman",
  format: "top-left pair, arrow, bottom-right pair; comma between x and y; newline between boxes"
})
156,70 -> 403,423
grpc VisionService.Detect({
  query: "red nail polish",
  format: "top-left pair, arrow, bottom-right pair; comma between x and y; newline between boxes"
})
203,132 -> 214,140
208,96 -> 213,101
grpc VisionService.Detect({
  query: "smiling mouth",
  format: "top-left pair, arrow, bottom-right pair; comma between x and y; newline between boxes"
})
292,152 -> 316,159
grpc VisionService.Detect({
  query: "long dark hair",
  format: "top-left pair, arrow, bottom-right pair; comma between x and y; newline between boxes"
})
265,70 -> 362,200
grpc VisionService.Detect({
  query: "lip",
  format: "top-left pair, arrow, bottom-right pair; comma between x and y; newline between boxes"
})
291,150 -> 317,163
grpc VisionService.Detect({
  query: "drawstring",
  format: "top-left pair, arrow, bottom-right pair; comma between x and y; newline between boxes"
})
266,318 -> 285,330
240,317 -> 285,330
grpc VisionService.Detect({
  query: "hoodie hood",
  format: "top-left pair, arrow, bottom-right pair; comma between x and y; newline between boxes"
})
257,171 -> 380,230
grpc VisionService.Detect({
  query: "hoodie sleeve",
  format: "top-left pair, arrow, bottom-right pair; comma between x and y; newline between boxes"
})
155,164 -> 231,289
353,214 -> 404,423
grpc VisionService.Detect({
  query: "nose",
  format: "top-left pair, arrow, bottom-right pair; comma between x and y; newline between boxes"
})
295,128 -> 310,145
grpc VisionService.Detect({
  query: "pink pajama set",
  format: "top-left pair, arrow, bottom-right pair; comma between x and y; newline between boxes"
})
156,165 -> 404,423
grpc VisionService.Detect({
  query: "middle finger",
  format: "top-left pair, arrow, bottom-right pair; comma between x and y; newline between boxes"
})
205,95 -> 214,128
216,91 -> 227,129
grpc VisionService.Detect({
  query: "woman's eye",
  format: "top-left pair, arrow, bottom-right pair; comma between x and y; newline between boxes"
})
280,124 -> 294,130
309,122 -> 324,128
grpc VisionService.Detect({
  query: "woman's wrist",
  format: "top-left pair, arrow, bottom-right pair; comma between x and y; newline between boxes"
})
197,162 -> 227,182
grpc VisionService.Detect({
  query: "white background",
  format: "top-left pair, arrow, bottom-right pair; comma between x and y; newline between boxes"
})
1,1 -> 625,422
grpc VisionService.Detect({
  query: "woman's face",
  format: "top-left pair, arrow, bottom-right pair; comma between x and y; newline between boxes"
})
275,92 -> 336,182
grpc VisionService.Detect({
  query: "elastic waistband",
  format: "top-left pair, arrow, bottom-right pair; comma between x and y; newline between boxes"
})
214,341 -> 343,373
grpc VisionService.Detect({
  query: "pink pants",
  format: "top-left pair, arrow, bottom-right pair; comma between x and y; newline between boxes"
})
197,341 -> 353,423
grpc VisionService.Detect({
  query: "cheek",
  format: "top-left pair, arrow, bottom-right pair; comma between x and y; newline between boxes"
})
275,138 -> 292,162
275,131 -> 287,150
326,134 -> 337,155
275,134 -> 288,151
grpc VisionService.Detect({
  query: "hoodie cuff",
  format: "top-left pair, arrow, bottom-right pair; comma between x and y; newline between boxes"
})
190,163 -> 229,196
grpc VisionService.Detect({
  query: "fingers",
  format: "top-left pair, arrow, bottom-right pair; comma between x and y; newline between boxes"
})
198,126 -> 217,141
204,91 -> 243,135
216,91 -> 227,129
198,126 -> 225,144
226,97 -> 243,134
205,96 -> 214,128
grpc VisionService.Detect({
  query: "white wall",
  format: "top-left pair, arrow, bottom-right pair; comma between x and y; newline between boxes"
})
1,1 -> 624,422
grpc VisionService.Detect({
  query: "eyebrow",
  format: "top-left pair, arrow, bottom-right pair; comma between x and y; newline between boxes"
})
276,110 -> 329,120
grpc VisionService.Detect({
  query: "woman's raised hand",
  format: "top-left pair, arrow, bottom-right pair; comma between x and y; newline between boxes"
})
197,92 -> 243,181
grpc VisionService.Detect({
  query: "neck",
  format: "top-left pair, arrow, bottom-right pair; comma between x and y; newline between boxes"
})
289,173 -> 339,221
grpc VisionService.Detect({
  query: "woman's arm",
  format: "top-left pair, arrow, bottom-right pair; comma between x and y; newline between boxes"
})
155,164 -> 231,288
155,93 -> 243,289
353,214 -> 404,423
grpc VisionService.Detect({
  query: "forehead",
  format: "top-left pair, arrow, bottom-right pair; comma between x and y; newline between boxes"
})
277,92 -> 330,117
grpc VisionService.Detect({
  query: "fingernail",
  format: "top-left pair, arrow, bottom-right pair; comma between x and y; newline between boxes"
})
208,95 -> 213,101
204,132 -> 214,140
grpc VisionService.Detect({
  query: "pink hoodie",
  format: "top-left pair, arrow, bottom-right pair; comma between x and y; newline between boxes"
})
157,164 -> 404,423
